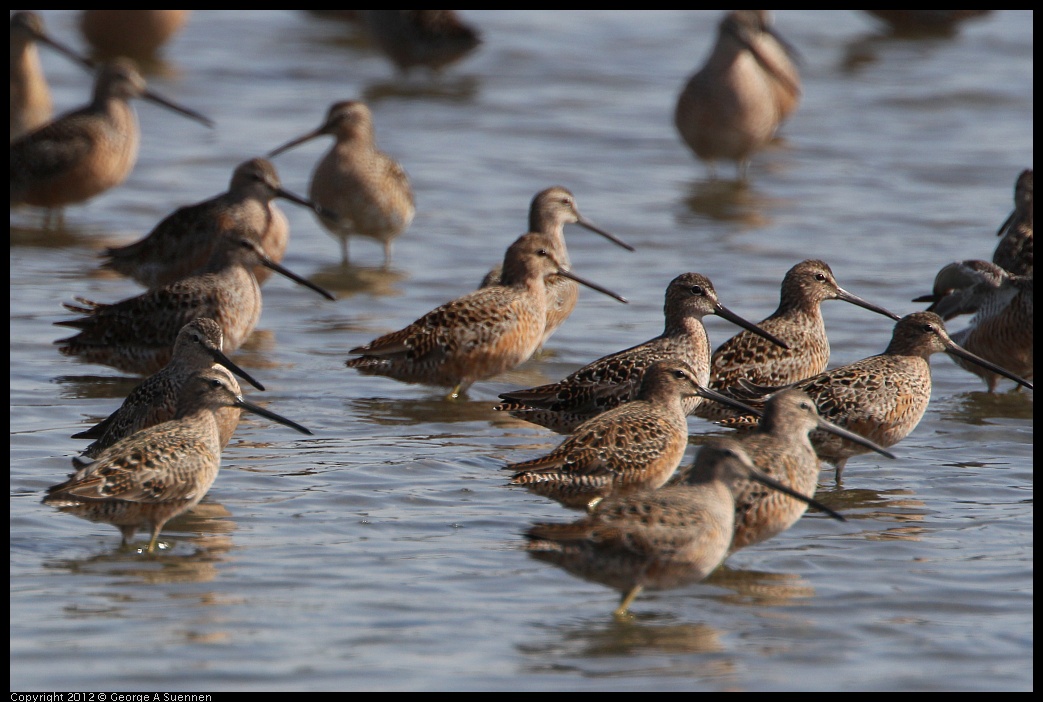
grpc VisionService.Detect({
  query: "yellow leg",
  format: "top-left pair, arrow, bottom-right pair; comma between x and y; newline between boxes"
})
613,585 -> 643,619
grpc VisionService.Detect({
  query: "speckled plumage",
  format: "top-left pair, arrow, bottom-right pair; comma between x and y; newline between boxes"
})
347,231 -> 626,398
495,272 -> 787,434
360,10 -> 481,74
506,361 -> 760,511
674,10 -> 801,180
914,260 -> 1033,392
675,389 -> 891,554
44,366 -> 311,552
721,312 -> 1033,479
524,437 -> 844,618
72,318 -> 265,458
55,233 -> 334,376
992,168 -> 1033,277
269,100 -> 414,267
479,186 -> 634,350
10,11 -> 92,142
103,158 -> 321,288
693,259 -> 900,422
10,58 -> 211,218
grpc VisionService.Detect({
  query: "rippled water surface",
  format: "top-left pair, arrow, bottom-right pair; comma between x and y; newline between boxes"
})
10,10 -> 1032,692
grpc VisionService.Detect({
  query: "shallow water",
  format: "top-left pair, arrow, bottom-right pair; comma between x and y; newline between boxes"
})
10,10 -> 1032,692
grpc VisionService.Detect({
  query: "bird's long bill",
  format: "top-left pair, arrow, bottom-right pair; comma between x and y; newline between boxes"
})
235,398 -> 313,435
714,303 -> 790,350
275,186 -> 324,216
835,287 -> 902,321
143,90 -> 214,128
815,416 -> 896,459
748,467 -> 846,522
209,348 -> 265,392
996,209 -> 1017,238
557,269 -> 628,304
693,384 -> 763,419
946,342 -> 1034,390
576,217 -> 635,252
261,257 -> 336,301
38,32 -> 95,70
911,292 -> 937,305
268,129 -> 321,158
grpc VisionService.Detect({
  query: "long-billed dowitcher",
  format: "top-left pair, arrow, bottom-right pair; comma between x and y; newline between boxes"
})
674,10 -> 801,181
101,158 -> 324,288
346,231 -> 627,399
55,232 -> 335,376
992,168 -> 1033,277
524,437 -> 845,619
73,318 -> 265,459
494,272 -> 788,434
721,312 -> 1033,479
480,186 -> 634,350
268,100 -> 414,267
913,260 -> 1033,392
506,360 -> 763,512
80,11 -> 191,59
10,11 -> 93,142
44,366 -> 311,553
691,259 -> 900,422
359,10 -> 482,74
672,388 -> 893,555
863,11 -> 992,35
10,58 -> 212,222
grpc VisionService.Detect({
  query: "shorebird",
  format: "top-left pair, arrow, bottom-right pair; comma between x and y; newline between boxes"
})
692,259 -> 900,422
55,232 -> 335,376
72,318 -> 265,459
10,58 -> 212,224
10,11 -> 93,142
913,260 -> 1033,392
359,10 -> 482,74
721,312 -> 1033,479
524,437 -> 845,619
992,168 -> 1033,277
102,158 -> 324,288
44,366 -> 311,553
480,186 -> 634,350
268,100 -> 414,267
346,231 -> 627,399
506,360 -> 763,511
675,10 -> 801,180
672,388 -> 893,554
863,11 -> 992,35
494,272 -> 788,434
80,10 -> 191,59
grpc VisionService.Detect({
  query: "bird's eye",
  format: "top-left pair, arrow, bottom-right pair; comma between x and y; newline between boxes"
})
673,370 -> 685,379
922,323 -> 936,333
814,273 -> 827,282
690,285 -> 704,295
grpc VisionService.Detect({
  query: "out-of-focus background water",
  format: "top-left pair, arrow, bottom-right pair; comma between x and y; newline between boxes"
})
10,10 -> 1032,691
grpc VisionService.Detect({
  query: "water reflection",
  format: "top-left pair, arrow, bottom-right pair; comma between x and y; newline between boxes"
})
940,389 -> 1035,425
362,74 -> 481,104
43,499 -> 236,585
677,178 -> 773,229
516,617 -> 730,678
55,374 -> 141,401
349,395 -> 507,427
703,565 -> 815,606
306,262 -> 408,298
